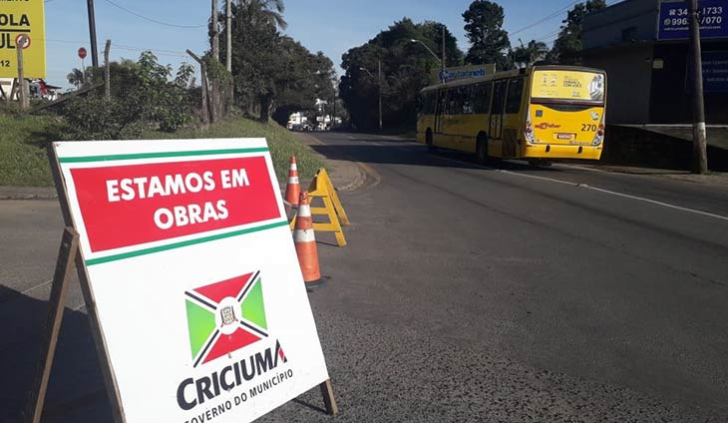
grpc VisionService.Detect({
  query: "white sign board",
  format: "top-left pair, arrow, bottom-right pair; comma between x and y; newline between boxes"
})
53,138 -> 330,422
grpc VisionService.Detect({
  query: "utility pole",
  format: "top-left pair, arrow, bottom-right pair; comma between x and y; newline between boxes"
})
16,35 -> 29,109
226,0 -> 232,72
187,50 -> 211,125
86,0 -> 99,68
688,0 -> 708,174
104,40 -> 111,99
378,59 -> 383,132
212,0 -> 220,61
441,25 -> 446,82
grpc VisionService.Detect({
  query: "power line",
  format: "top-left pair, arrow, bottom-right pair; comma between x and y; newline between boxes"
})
510,0 -> 581,36
534,29 -> 562,43
101,0 -> 207,29
44,38 -> 189,58
530,0 -> 622,43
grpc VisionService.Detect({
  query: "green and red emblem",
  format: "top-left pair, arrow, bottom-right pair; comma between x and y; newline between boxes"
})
185,272 -> 268,367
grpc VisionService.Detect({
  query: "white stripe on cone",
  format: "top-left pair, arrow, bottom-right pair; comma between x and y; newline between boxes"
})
290,163 -> 298,171
288,176 -> 299,184
298,204 -> 312,218
294,229 -> 316,243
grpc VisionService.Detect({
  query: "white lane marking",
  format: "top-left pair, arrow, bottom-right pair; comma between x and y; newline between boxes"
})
429,154 -> 728,223
556,163 -> 608,173
498,169 -> 579,187
583,185 -> 728,222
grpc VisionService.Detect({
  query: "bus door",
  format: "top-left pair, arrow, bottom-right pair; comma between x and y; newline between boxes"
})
435,89 -> 446,134
489,81 -> 507,141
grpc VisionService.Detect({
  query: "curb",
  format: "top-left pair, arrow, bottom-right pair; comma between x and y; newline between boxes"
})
0,187 -> 57,201
293,132 -> 375,192
337,164 -> 367,192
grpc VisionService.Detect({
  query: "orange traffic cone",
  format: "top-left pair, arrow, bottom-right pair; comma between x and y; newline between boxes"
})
284,156 -> 301,207
294,192 -> 323,287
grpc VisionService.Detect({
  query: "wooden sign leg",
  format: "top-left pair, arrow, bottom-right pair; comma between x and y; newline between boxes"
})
25,227 -> 79,423
319,379 -> 338,415
47,143 -> 126,423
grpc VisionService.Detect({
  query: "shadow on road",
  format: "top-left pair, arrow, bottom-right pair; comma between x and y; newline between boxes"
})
0,286 -> 336,422
307,136 -> 569,175
0,285 -> 112,423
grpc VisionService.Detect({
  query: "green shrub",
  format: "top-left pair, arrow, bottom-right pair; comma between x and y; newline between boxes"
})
60,51 -> 194,139
62,96 -> 143,140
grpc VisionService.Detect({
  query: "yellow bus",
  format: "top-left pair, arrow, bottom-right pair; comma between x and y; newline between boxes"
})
416,66 -> 607,164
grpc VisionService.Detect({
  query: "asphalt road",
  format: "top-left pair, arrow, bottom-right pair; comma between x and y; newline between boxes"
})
2,132 -> 728,422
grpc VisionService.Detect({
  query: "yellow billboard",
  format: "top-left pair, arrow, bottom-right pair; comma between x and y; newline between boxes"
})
531,70 -> 605,102
0,0 -> 46,78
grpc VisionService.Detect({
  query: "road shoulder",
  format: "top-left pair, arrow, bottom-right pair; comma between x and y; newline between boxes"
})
293,132 -> 370,192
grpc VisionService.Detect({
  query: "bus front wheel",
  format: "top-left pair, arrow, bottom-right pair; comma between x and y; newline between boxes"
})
476,135 -> 489,163
426,129 -> 435,152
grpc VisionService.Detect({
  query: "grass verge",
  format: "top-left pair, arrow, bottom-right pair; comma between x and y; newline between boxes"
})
0,115 -> 65,187
0,115 -> 323,187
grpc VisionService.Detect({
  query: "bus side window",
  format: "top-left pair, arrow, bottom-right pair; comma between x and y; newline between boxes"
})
436,90 -> 447,115
462,86 -> 474,115
491,81 -> 507,115
474,83 -> 493,114
447,88 -> 462,115
505,78 -> 525,114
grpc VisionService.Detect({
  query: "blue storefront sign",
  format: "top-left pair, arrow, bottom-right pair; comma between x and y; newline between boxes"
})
702,51 -> 728,92
658,0 -> 727,40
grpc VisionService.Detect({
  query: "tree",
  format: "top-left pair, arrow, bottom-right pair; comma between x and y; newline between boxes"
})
236,0 -> 287,29
550,0 -> 607,65
462,1 -> 512,70
67,67 -> 90,88
512,39 -> 549,68
223,1 -> 336,123
339,18 -> 463,131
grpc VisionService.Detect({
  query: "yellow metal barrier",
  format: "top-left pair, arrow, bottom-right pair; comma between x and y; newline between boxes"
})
290,168 -> 349,247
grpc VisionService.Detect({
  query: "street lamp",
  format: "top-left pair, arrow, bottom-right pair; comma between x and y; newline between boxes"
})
409,39 -> 441,63
359,60 -> 382,132
410,27 -> 447,82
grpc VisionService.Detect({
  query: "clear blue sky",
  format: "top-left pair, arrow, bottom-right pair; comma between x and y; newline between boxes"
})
43,0 -> 612,89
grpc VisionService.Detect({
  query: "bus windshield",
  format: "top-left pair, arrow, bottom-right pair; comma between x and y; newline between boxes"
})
531,70 -> 605,104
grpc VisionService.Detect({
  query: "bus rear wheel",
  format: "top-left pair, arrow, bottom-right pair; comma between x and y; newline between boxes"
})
476,135 -> 489,163
426,129 -> 435,152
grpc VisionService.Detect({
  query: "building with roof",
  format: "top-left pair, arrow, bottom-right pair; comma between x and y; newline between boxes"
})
582,0 -> 727,124
580,0 -> 727,168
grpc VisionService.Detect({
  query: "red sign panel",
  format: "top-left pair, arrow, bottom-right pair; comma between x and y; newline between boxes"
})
70,156 -> 280,253
78,47 -> 87,59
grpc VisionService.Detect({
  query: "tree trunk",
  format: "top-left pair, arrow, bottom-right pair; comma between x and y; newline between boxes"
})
259,95 -> 271,123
